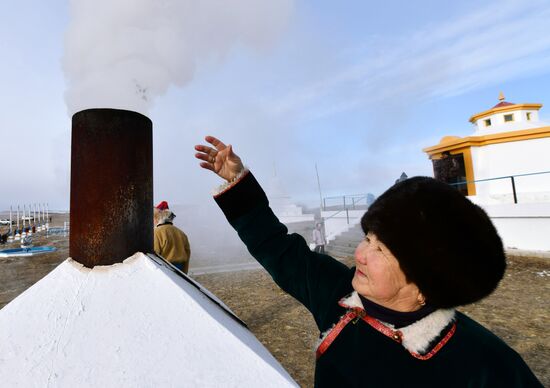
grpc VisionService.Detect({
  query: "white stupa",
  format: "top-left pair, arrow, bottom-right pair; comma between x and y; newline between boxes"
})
0,253 -> 297,387
264,172 -> 314,224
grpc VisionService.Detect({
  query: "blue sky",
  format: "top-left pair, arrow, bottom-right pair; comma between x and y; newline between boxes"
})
1,0 -> 550,211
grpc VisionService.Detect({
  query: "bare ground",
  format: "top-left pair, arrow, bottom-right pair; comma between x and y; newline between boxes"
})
1,228 -> 548,387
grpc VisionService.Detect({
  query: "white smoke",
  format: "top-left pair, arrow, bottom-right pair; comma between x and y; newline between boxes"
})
63,0 -> 294,115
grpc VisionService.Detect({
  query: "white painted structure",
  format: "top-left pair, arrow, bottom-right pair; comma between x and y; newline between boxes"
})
264,174 -> 314,224
424,94 -> 550,252
0,253 -> 297,387
477,203 -> 550,252
468,95 -> 550,204
321,209 -> 363,242
470,108 -> 543,136
470,141 -> 550,204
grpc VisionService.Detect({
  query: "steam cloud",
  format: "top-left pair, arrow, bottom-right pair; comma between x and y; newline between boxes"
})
63,0 -> 294,115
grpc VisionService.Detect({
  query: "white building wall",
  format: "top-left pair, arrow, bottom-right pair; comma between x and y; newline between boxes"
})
479,203 -> 550,251
321,209 -> 363,242
470,137 -> 550,204
473,111 -> 542,135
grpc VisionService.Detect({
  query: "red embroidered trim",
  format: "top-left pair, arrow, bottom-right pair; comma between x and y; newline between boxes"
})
316,306 -> 456,361
316,310 -> 356,359
409,322 -> 456,360
361,313 -> 403,344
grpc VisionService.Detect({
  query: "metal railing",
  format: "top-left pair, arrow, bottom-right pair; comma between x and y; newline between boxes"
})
449,170 -> 550,204
322,208 -> 353,224
322,193 -> 371,211
321,169 -> 550,219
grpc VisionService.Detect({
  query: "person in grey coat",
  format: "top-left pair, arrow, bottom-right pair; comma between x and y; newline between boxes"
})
312,222 -> 326,253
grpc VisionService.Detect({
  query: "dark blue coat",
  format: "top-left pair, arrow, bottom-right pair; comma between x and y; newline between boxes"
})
215,171 -> 542,388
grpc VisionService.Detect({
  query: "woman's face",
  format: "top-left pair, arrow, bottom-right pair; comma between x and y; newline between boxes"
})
352,233 -> 421,312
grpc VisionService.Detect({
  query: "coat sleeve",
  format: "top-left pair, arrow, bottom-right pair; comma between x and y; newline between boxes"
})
215,171 -> 352,328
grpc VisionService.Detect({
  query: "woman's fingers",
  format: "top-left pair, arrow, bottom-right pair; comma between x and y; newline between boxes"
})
194,145 -> 219,163
194,144 -> 217,155
199,162 -> 216,172
195,152 -> 213,162
195,136 -> 242,181
205,135 -> 227,151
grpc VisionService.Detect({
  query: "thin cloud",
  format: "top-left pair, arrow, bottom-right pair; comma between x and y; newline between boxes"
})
267,0 -> 550,121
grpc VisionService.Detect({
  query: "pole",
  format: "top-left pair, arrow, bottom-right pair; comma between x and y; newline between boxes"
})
315,163 -> 323,211
15,205 -> 20,240
27,204 -> 32,235
511,176 -> 518,204
8,206 -> 13,242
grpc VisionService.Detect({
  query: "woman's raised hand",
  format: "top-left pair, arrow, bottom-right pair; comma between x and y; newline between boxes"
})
194,136 -> 244,182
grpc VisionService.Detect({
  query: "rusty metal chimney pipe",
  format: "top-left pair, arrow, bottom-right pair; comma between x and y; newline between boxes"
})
70,108 -> 153,268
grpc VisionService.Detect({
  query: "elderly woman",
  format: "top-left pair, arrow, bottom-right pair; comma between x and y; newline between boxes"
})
195,136 -> 542,387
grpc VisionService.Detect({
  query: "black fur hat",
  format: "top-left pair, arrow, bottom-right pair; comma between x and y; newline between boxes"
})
361,177 -> 506,308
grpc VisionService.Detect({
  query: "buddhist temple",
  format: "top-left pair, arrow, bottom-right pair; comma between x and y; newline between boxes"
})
424,94 -> 550,252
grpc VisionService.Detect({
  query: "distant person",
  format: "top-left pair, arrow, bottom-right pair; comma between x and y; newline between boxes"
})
153,201 -> 191,274
21,235 -> 33,249
312,222 -> 326,253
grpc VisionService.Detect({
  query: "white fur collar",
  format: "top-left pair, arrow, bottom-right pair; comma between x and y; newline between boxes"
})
212,167 -> 249,196
339,291 -> 455,354
340,291 -> 363,309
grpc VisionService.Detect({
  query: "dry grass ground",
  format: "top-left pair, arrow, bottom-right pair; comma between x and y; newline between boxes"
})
1,227 -> 548,387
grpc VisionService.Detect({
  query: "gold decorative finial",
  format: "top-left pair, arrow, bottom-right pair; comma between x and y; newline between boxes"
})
498,91 -> 505,101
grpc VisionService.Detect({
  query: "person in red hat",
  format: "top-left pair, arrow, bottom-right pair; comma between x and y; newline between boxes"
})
156,201 -> 169,211
153,201 -> 191,273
